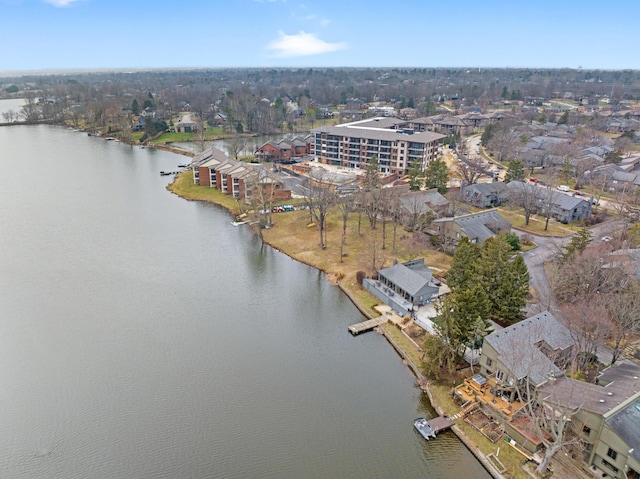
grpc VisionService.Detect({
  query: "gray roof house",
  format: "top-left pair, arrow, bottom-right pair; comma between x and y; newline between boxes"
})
362,258 -> 441,316
506,181 -> 592,224
461,182 -> 510,207
478,311 -> 574,387
432,209 -> 512,247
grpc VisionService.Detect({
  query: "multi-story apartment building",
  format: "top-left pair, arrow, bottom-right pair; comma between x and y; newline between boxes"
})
311,118 -> 445,176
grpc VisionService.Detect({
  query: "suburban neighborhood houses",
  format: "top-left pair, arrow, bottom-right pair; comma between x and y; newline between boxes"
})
6,66 -> 640,479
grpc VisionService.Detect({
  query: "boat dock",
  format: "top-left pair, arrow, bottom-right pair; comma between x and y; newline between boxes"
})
414,415 -> 455,440
348,317 -> 387,335
426,415 -> 455,434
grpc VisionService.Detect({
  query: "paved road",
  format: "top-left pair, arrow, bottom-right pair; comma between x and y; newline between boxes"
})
520,220 -> 623,316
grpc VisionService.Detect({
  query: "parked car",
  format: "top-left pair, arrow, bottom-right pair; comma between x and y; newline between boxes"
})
557,185 -> 570,192
601,236 -> 612,242
529,178 -> 537,183
574,190 -> 583,196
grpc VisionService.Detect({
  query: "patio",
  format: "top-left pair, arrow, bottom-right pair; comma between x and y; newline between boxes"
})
454,374 -> 525,420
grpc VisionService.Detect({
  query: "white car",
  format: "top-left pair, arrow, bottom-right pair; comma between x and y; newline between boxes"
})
557,185 -> 570,192
601,236 -> 612,242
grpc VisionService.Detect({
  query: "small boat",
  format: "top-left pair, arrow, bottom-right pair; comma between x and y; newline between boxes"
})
159,171 -> 174,176
178,163 -> 190,168
231,221 -> 248,226
413,417 -> 436,440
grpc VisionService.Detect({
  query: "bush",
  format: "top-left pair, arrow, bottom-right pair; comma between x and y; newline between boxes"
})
505,232 -> 521,251
356,271 -> 367,285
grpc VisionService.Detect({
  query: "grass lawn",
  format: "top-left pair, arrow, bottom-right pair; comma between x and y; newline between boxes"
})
167,171 -> 242,215
498,208 -> 575,236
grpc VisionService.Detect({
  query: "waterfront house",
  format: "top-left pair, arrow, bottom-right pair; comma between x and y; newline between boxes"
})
362,258 -> 441,316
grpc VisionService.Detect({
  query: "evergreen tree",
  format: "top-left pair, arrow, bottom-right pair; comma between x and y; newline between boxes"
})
474,234 -> 529,323
481,123 -> 495,147
557,111 -> 569,125
447,238 -> 481,291
423,158 -> 449,194
363,155 -> 381,191
504,158 -> 525,183
495,255 -> 530,323
559,228 -> 593,262
131,99 -> 140,116
407,159 -> 423,191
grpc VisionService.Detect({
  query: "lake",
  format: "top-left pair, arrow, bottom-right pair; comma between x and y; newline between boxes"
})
0,121 -> 490,478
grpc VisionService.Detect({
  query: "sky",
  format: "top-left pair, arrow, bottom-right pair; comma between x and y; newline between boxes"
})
1,0 -> 639,72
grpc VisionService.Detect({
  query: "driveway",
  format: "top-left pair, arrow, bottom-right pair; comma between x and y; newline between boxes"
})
519,219 -> 623,316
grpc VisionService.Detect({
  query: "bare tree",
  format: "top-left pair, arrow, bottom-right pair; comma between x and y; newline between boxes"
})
227,137 -> 247,160
498,322 -> 582,474
453,156 -> 490,186
509,181 -> 539,225
304,174 -> 337,249
336,193 -> 353,262
559,297 -> 611,374
604,286 -> 640,364
551,241 -> 633,303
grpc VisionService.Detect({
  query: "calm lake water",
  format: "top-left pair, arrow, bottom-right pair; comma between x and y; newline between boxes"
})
171,134 -> 303,157
0,121 -> 491,478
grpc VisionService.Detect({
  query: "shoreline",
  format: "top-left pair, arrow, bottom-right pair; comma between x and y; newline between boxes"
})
166,173 -> 505,479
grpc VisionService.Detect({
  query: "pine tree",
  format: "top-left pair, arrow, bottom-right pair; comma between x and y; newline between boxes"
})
495,255 -> 530,323
447,238 -> 480,291
423,158 -> 449,194
504,158 -> 525,183
474,234 -> 529,323
408,159 -> 423,191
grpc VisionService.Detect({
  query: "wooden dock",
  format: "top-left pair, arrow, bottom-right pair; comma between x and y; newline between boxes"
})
348,317 -> 387,335
426,415 -> 455,434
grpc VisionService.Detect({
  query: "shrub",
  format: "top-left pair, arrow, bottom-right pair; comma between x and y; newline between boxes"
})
505,232 -> 521,251
356,271 -> 367,285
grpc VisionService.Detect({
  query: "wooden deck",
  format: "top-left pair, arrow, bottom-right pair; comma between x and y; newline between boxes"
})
454,376 -> 524,420
426,415 -> 455,434
348,317 -> 387,335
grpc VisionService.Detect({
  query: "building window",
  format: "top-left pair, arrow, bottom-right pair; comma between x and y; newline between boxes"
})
582,425 -> 591,436
486,358 -> 493,367
606,448 -> 617,461
602,459 -> 618,473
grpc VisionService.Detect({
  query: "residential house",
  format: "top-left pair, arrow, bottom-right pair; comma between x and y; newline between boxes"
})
537,362 -> 640,479
506,181 -> 592,223
461,182 -> 510,208
255,136 -> 311,163
175,113 -> 199,133
396,188 -> 450,229
432,209 -> 512,247
362,258 -> 441,316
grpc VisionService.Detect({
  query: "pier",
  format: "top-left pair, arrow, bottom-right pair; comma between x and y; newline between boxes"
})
348,317 -> 387,335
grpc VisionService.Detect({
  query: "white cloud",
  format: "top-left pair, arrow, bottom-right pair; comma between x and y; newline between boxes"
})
43,0 -> 80,6
266,31 -> 346,58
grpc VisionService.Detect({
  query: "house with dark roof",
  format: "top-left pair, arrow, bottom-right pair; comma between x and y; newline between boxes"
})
432,209 -> 511,247
537,362 -> 640,479
461,182 -> 510,207
506,181 -> 592,223
254,136 -> 311,163
362,258 -> 441,316
479,312 -> 574,389
396,188 -> 450,227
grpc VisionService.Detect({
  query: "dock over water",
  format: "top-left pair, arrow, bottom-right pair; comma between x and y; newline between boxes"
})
348,317 -> 387,335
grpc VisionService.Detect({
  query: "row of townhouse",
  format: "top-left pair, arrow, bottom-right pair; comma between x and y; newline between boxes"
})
465,312 -> 640,479
310,117 -> 445,176
191,147 -> 291,202
461,181 -> 593,224
254,135 -> 311,163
